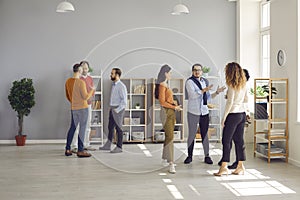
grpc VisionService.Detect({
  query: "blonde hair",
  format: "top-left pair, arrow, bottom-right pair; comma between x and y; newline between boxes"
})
225,62 -> 246,90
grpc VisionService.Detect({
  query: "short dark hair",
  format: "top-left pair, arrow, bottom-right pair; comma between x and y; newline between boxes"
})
243,69 -> 250,81
192,63 -> 203,71
80,61 -> 90,68
112,68 -> 122,77
73,63 -> 81,73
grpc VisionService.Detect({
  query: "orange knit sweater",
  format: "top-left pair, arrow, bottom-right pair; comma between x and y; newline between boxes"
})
65,78 -> 94,110
158,84 -> 176,109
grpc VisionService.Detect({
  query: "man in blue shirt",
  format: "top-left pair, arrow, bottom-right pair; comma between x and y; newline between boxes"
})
184,64 -> 225,164
99,68 -> 127,153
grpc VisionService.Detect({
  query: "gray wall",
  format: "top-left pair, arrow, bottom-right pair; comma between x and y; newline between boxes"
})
0,0 -> 236,140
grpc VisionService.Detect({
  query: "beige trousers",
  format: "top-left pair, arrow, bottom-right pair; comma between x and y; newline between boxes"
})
161,107 -> 175,162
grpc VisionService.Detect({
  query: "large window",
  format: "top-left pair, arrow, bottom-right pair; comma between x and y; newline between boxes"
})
261,2 -> 270,28
260,1 -> 270,78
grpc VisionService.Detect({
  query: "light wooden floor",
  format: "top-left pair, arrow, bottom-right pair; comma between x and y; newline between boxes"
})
0,143 -> 299,200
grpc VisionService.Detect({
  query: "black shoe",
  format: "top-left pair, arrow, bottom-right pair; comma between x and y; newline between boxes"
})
184,156 -> 192,164
218,160 -> 222,166
228,161 -> 238,169
204,156 -> 213,164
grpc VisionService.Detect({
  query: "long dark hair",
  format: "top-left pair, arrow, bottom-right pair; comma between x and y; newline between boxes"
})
154,64 -> 172,99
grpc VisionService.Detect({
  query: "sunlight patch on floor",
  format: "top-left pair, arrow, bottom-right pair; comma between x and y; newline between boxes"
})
221,181 -> 296,196
207,168 -> 296,196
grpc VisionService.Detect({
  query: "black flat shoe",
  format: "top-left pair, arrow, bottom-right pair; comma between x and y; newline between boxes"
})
204,156 -> 213,164
228,161 -> 238,169
184,156 -> 192,164
218,160 -> 222,166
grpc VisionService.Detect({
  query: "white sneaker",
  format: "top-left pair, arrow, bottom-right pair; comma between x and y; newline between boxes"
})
162,160 -> 177,167
168,164 -> 176,174
162,159 -> 169,167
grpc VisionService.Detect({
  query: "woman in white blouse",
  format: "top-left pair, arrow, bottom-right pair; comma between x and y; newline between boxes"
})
214,62 -> 248,176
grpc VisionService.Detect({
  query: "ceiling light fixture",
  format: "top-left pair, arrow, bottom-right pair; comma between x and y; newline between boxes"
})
171,1 -> 189,15
56,0 -> 75,13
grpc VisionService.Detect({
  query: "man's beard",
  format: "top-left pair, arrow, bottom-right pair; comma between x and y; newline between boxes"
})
111,77 -> 116,81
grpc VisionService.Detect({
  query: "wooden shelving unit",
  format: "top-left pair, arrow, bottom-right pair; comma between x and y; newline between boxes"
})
121,78 -> 147,143
253,78 -> 288,163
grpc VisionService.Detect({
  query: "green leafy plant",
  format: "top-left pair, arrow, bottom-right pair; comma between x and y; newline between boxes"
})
202,66 -> 210,73
250,86 -> 268,97
88,66 -> 93,73
261,85 -> 277,95
8,78 -> 35,136
250,85 -> 277,97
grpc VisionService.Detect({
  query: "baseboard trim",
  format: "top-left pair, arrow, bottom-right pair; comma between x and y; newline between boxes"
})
288,157 -> 300,167
0,139 -> 66,144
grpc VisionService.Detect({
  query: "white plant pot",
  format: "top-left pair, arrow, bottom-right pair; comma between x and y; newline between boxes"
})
203,73 -> 208,77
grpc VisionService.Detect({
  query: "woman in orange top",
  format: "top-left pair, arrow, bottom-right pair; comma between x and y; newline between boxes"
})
155,64 -> 182,174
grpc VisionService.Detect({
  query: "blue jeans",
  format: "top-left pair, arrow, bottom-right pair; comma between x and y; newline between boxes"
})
66,108 -> 88,152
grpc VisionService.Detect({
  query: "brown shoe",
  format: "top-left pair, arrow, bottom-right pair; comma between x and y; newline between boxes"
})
77,151 -> 91,158
65,150 -> 72,156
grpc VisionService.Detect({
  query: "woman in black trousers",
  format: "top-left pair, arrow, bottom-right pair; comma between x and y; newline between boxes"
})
214,62 -> 248,176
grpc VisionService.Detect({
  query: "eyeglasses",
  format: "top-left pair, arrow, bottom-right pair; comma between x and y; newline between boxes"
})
193,69 -> 202,72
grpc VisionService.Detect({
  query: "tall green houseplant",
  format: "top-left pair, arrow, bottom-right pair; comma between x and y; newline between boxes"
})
8,78 -> 35,137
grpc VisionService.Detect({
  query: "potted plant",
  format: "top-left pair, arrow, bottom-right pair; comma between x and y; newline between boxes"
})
250,85 -> 268,97
250,85 -> 277,120
202,66 -> 210,77
135,103 -> 140,109
8,78 -> 35,146
262,85 -> 277,101
250,85 -> 277,100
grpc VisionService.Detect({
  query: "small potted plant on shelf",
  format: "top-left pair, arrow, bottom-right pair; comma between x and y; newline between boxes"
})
8,78 -> 35,146
135,103 -> 140,109
250,85 -> 277,120
250,85 -> 268,98
250,85 -> 277,100
262,85 -> 277,101
202,66 -> 210,77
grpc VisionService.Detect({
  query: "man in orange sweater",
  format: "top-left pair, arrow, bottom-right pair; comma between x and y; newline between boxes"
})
71,61 -> 95,152
65,63 -> 95,157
